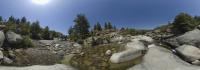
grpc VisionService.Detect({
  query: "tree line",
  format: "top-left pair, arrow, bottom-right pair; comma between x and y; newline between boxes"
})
0,16 -> 65,40
68,12 -> 200,43
68,14 -> 116,43
154,12 -> 200,35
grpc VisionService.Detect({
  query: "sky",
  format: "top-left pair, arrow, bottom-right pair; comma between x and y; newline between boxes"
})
0,0 -> 200,34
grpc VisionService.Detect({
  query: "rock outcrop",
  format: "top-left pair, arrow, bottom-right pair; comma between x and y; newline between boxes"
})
128,45 -> 200,70
176,29 -> 200,47
110,35 -> 153,63
6,31 -> 23,44
166,29 -> 200,47
176,45 -> 200,63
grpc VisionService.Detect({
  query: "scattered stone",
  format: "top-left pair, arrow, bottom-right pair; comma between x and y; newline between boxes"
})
3,57 -> 13,64
105,50 -> 112,56
73,43 -> 82,48
110,35 -> 124,43
131,35 -> 154,44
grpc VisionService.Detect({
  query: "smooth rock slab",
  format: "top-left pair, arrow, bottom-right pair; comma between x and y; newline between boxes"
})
110,49 -> 143,63
128,45 -> 200,70
110,40 -> 146,63
176,45 -> 200,62
0,64 -> 76,70
176,29 -> 200,47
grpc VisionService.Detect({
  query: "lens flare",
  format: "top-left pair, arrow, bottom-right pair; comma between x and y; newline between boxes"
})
32,0 -> 50,5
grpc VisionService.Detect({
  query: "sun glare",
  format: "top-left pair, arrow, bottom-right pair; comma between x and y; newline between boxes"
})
32,0 -> 50,5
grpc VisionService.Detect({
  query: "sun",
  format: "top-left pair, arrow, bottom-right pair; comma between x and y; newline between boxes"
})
32,0 -> 50,5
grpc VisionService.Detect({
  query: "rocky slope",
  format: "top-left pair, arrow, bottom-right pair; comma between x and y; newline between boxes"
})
0,31 -> 78,70
1,27 -> 200,70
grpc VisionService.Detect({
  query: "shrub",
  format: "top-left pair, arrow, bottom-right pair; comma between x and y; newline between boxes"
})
18,36 -> 35,48
172,13 -> 198,34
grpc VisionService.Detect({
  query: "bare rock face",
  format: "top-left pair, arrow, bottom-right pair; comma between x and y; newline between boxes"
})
110,40 -> 146,63
176,45 -> 200,63
6,31 -> 23,44
110,35 -> 153,63
169,29 -> 200,47
177,29 -> 200,46
0,31 -> 5,47
128,45 -> 200,70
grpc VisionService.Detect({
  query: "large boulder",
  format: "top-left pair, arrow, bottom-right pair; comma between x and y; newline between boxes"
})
128,44 -> 200,70
110,40 -> 146,63
176,45 -> 200,63
173,29 -> 200,47
6,31 -> 23,44
0,31 -> 5,47
110,49 -> 143,63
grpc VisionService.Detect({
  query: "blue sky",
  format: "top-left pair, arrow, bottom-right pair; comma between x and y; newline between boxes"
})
0,0 -> 200,34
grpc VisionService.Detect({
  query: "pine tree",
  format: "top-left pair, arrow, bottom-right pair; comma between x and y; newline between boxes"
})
30,21 -> 42,39
104,22 -> 108,29
94,22 -> 102,31
0,16 -> 2,24
5,16 -> 17,32
93,24 -> 97,31
8,16 -> 15,23
172,13 -> 197,34
21,17 -> 27,23
20,21 -> 31,35
42,26 -> 50,40
68,14 -> 90,42
16,19 -> 20,24
96,22 -> 102,31
68,26 -> 74,35
107,22 -> 113,29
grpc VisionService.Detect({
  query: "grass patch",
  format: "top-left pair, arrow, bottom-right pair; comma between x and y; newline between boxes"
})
70,43 -> 142,70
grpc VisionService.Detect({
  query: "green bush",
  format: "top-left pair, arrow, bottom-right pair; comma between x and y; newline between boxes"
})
18,36 -> 35,48
172,13 -> 198,34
